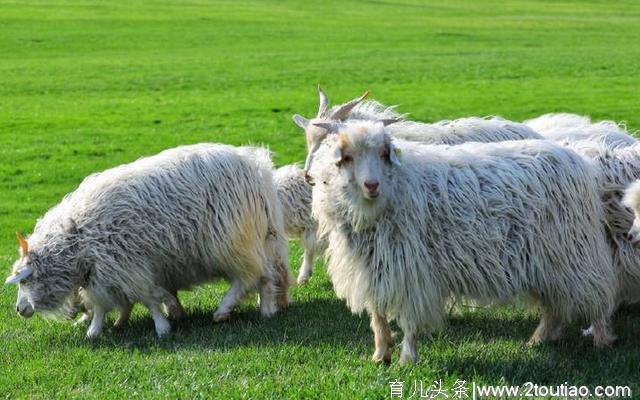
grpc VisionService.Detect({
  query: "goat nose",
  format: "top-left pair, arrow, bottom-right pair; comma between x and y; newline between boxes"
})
17,304 -> 34,318
364,180 -> 379,192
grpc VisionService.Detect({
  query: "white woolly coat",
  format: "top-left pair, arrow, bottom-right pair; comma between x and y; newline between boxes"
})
564,140 -> 640,305
22,144 -> 290,313
289,103 -> 544,260
349,100 -> 543,144
274,164 -> 326,255
525,113 -> 637,148
311,134 -> 617,334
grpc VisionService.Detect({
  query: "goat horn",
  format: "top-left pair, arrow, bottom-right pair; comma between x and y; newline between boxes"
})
318,85 -> 330,117
330,90 -> 370,121
16,231 -> 29,255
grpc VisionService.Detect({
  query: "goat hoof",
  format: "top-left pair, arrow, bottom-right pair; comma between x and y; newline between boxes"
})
372,351 -> 391,365
155,323 -> 171,337
398,353 -> 417,365
85,328 -> 102,340
213,311 -> 231,323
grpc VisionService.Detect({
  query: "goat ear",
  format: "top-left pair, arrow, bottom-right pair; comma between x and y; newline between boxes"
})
318,85 -> 330,117
292,114 -> 309,130
380,118 -> 400,127
16,232 -> 29,256
5,267 -> 33,285
331,145 -> 343,165
389,143 -> 402,166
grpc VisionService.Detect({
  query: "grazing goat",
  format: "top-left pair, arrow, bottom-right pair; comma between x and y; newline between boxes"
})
6,144 -> 290,338
308,120 -> 617,364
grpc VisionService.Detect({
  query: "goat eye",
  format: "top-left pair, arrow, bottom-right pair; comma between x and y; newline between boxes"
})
342,155 -> 353,163
381,148 -> 390,160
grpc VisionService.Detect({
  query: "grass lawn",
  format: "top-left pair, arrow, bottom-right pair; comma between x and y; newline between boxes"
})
1,0 -> 640,398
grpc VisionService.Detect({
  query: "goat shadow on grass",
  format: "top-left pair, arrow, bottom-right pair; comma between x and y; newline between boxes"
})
449,305 -> 640,343
72,297 -> 372,352
424,308 -> 640,387
46,298 -> 640,386
64,301 -> 640,348
428,350 -> 638,391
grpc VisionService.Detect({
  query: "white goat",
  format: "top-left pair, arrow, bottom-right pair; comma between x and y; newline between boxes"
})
521,115 -> 640,310
561,141 -> 640,307
308,120 -> 617,364
274,164 -> 326,284
289,88 -> 542,284
293,87 -> 543,175
525,113 -> 637,148
6,144 -> 291,338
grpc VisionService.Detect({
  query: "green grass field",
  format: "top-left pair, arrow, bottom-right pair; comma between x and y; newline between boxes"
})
1,0 -> 640,398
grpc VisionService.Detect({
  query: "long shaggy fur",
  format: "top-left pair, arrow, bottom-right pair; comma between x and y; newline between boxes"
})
524,113 -> 592,133
309,121 -> 617,362
275,164 -> 315,238
292,100 -> 544,284
390,116 -> 543,144
11,143 -> 290,336
339,99 -> 404,121
525,113 -> 637,148
349,100 -> 544,144
274,164 -> 326,284
524,114 -> 640,307
563,141 -> 640,305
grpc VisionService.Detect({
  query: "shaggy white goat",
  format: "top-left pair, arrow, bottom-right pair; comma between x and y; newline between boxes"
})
289,89 -> 542,284
561,141 -> 640,307
308,120 -> 617,364
274,164 -> 326,284
6,144 -> 291,338
522,114 -> 640,312
511,114 -> 640,312
525,113 -> 636,148
293,87 -> 543,175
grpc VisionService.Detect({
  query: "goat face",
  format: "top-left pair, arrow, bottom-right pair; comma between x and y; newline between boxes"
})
7,244 -> 78,318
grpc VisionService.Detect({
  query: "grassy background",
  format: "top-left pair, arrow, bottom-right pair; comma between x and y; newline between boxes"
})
1,0 -> 640,398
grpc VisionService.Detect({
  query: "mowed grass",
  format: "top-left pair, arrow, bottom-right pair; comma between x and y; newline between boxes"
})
1,0 -> 640,398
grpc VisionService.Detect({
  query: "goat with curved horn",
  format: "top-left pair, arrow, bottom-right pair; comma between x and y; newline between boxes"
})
292,87 -> 373,182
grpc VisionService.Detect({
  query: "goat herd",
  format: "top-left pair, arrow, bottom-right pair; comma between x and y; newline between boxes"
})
6,87 -> 640,364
